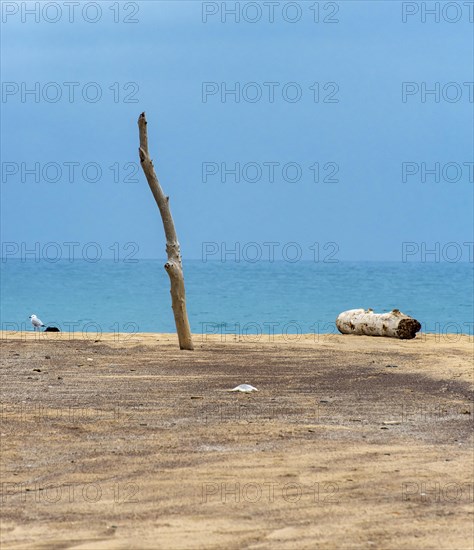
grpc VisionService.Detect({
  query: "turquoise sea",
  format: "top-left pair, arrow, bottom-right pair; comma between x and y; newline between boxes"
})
1,260 -> 473,336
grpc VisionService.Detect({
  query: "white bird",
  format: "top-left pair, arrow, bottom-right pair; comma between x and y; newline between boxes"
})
29,314 -> 45,331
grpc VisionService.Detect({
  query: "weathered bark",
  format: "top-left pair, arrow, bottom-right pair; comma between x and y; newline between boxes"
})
137,112 -> 194,350
336,308 -> 421,340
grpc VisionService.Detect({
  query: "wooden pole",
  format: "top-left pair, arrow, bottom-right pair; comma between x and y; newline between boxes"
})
137,112 -> 194,350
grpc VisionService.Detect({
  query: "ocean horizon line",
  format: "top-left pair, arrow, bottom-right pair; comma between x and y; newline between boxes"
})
2,258 -> 474,264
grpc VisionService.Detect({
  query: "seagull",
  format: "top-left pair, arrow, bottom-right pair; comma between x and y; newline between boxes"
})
29,314 -> 45,331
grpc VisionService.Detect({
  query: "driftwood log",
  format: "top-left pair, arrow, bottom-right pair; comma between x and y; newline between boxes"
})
138,112 -> 194,350
336,309 -> 421,339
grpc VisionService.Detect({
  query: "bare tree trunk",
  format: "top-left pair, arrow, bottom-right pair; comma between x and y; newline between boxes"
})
137,112 -> 194,350
336,308 -> 421,339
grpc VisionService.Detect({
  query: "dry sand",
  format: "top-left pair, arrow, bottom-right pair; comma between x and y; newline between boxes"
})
0,331 -> 473,549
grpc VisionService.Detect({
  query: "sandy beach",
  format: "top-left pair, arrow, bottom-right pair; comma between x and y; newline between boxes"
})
1,331 -> 473,549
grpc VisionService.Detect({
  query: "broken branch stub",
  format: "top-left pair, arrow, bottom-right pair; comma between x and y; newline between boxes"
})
336,309 -> 421,340
137,112 -> 194,351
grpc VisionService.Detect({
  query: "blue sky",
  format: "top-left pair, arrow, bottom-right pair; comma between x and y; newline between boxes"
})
1,0 -> 473,261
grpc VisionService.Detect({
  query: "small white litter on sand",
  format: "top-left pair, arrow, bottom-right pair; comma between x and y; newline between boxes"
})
229,384 -> 258,393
